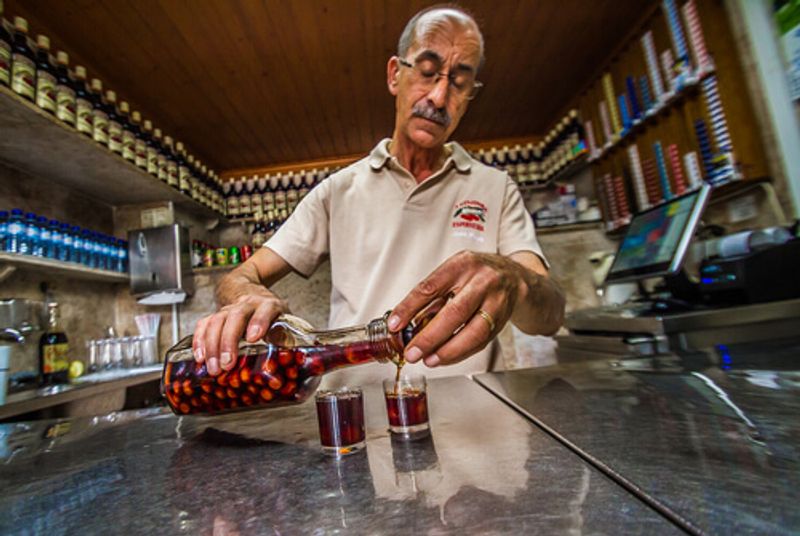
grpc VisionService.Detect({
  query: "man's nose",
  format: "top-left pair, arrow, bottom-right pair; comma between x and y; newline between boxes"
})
427,76 -> 450,109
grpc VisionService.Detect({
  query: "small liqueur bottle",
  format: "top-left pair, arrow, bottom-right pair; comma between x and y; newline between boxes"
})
250,175 -> 263,216
238,176 -> 251,218
54,51 -> 76,126
162,300 -> 442,416
0,0 -> 11,87
175,141 -> 190,194
263,174 -> 276,215
288,173 -> 302,211
34,34 -> 56,114
132,112 -> 148,169
40,301 -> 69,385
10,17 -> 35,101
228,179 -> 242,218
90,78 -> 108,145
221,179 -> 233,217
163,135 -> 179,188
152,127 -> 166,180
274,173 -> 288,213
105,90 -> 123,154
73,66 -> 93,136
299,171 -> 311,201
119,100 -> 136,162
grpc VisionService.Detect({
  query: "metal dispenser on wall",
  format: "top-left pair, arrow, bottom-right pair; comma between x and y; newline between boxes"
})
128,225 -> 193,345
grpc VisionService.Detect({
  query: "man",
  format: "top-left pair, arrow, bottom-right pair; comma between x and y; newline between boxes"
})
192,5 -> 565,386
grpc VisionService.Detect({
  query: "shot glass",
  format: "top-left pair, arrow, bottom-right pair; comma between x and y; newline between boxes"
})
383,375 -> 430,438
315,387 -> 366,457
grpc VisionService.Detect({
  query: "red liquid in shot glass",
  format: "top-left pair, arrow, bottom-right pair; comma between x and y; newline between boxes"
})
385,389 -> 428,428
316,390 -> 365,450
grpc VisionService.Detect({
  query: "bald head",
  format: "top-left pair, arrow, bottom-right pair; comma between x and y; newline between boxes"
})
398,5 -> 485,71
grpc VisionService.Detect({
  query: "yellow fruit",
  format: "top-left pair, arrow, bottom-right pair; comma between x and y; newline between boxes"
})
68,360 -> 85,380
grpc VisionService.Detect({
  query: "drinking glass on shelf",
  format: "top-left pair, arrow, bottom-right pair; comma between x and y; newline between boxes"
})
109,338 -> 123,369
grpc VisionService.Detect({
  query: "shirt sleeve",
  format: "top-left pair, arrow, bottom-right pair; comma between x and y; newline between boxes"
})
497,176 -> 550,268
264,179 -> 331,277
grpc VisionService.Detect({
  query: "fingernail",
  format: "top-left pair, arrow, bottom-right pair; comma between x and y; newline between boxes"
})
388,315 -> 400,331
424,353 -> 440,367
194,346 -> 205,362
208,358 -> 220,375
405,346 -> 422,363
247,324 -> 261,340
220,352 -> 232,368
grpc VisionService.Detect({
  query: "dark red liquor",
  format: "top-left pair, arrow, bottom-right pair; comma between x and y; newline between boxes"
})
385,389 -> 429,428
315,390 -> 365,449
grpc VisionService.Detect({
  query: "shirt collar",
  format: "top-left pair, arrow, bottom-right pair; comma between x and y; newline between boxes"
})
368,138 -> 472,173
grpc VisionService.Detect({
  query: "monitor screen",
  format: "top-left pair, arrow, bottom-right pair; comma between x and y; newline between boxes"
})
605,183 -> 711,284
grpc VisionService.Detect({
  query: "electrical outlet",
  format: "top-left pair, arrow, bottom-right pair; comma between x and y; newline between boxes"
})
727,194 -> 758,223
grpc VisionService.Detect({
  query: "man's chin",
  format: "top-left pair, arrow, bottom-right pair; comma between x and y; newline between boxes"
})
409,127 -> 448,148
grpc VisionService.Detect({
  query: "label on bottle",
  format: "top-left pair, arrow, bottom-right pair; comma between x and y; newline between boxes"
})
275,191 -> 287,211
42,342 -> 69,374
167,160 -> 178,186
239,195 -> 251,216
36,70 -> 57,112
11,53 -> 35,99
122,129 -> 136,161
178,165 -> 190,192
93,110 -> 108,144
250,191 -> 263,213
56,84 -> 76,124
146,147 -> 159,175
108,120 -> 123,153
0,41 -> 10,86
76,98 -> 93,134
135,139 -> 147,168
156,153 -> 167,180
190,177 -> 201,200
227,196 -> 240,217
287,189 -> 299,209
263,191 -> 276,212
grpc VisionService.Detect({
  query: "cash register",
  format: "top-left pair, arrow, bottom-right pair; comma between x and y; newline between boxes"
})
563,183 -> 800,356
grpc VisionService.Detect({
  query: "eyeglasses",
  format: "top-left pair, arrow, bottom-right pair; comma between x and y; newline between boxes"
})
397,57 -> 483,101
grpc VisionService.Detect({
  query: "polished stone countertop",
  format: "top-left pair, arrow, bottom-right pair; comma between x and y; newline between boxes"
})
475,336 -> 800,535
0,376 -> 680,535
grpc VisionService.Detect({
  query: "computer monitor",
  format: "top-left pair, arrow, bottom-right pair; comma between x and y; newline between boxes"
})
604,183 -> 712,285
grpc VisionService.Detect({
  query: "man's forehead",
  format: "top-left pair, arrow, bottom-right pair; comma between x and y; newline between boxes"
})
409,31 -> 482,68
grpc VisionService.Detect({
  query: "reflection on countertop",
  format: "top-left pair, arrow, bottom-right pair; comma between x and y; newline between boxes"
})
475,335 -> 800,535
0,377 -> 679,535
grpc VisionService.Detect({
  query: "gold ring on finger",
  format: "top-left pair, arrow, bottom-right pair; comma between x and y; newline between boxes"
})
477,308 -> 496,332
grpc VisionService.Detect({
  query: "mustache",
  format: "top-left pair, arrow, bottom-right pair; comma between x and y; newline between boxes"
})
412,102 -> 451,127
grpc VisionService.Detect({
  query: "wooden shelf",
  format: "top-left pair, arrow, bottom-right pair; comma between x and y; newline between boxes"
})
537,220 -> 604,234
0,252 -> 129,283
0,86 -> 220,222
192,264 -> 238,275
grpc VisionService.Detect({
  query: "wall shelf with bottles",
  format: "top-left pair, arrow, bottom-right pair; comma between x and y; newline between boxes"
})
575,0 -> 769,233
0,251 -> 128,283
519,154 -> 590,193
0,85 -> 220,222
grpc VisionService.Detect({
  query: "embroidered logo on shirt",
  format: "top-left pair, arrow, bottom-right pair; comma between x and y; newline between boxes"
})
452,200 -> 487,233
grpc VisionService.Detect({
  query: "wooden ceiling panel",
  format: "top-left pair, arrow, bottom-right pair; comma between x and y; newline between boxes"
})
6,0 -> 652,171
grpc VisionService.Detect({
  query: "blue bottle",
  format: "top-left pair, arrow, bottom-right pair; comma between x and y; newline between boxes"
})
71,226 -> 83,264
81,229 -> 93,266
102,235 -> 112,270
60,222 -> 73,262
37,216 -> 51,258
24,212 -> 39,256
118,239 -> 128,272
49,220 -> 62,260
95,232 -> 105,269
0,211 -> 8,251
113,238 -> 123,272
6,209 -> 26,254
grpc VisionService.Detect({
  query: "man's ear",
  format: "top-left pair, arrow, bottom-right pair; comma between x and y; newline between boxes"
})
387,56 -> 400,96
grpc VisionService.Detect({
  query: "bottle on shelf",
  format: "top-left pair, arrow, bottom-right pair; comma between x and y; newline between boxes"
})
240,176 -> 253,217
73,65 -> 93,137
256,175 -> 269,215
248,175 -> 262,217
24,212 -> 39,256
221,180 -> 233,217
0,0 -> 10,87
0,210 -> 6,251
288,172 -> 302,211
39,301 -> 69,386
105,90 -> 123,155
48,219 -> 62,260
228,179 -> 242,218
299,171 -> 312,201
90,78 -> 108,145
141,120 -> 156,174
162,302 -> 442,416
152,128 -> 166,180
175,141 -> 190,194
163,135 -> 178,188
37,215 -> 50,258
263,174 -> 276,215
58,222 -> 72,262
10,16 -> 35,101
34,34 -> 56,114
188,156 -> 201,201
274,174 -> 288,214
54,51 -> 76,126
4,208 -> 25,254
132,112 -> 147,170
70,225 -> 83,265
251,215 -> 267,249
118,101 -> 135,162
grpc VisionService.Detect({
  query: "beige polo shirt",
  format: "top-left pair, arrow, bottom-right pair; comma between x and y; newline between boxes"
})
266,138 -> 546,387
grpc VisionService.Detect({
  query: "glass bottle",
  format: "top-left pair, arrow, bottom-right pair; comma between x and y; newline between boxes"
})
105,90 -> 123,154
48,219 -> 62,260
153,128 -> 167,180
10,17 -> 35,101
90,78 -> 108,145
143,121 -> 159,176
0,210 -> 7,251
262,174 -> 276,215
132,112 -> 147,169
5,208 -> 25,253
34,34 -> 56,114
239,176 -> 252,217
163,135 -> 178,188
287,172 -> 302,211
175,141 -> 191,194
54,51 -> 76,126
0,0 -> 10,87
119,101 -> 135,162
73,66 -> 93,137
162,302 -> 442,416
274,173 -> 288,213
37,215 -> 50,258
24,212 -> 39,256
39,301 -> 69,385
70,225 -> 83,264
59,222 -> 72,261
249,175 -> 263,216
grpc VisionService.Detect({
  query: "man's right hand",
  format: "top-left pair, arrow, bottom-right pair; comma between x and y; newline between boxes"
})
192,293 -> 288,376
192,247 -> 294,375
